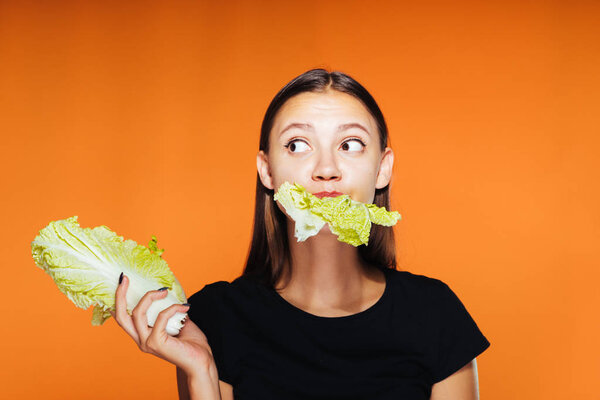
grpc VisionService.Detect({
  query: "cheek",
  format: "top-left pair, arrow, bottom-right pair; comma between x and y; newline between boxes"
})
272,162 -> 309,187
349,166 -> 379,203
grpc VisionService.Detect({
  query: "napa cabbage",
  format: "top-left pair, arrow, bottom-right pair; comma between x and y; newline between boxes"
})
273,182 -> 401,246
31,216 -> 187,335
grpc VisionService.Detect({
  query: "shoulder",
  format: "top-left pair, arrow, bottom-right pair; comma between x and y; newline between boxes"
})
385,268 -> 468,321
186,274 -> 261,306
386,268 -> 452,301
185,274 -> 272,338
187,280 -> 230,303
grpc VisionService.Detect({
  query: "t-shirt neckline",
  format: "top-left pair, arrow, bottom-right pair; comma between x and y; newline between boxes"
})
269,267 -> 391,322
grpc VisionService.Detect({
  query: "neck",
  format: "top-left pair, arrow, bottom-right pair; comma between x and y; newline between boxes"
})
274,220 -> 385,316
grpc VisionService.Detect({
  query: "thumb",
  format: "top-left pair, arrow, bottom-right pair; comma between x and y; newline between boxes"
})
153,303 -> 191,336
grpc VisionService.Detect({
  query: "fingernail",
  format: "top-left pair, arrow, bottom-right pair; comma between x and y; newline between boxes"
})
119,272 -> 124,284
158,287 -> 169,291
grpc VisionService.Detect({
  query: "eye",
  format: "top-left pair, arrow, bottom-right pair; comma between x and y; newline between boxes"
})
284,139 -> 310,153
340,139 -> 365,152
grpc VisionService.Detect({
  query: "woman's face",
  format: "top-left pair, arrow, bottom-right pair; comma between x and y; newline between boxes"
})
257,89 -> 393,210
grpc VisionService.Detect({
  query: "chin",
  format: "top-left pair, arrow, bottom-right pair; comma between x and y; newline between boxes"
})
320,224 -> 332,233
316,223 -> 339,238
304,223 -> 334,239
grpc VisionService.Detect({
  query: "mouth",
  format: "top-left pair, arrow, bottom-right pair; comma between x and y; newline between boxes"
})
312,191 -> 344,199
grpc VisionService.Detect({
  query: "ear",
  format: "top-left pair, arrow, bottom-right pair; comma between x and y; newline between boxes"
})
375,147 -> 394,189
256,150 -> 274,190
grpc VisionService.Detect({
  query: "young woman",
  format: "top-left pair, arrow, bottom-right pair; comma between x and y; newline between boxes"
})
112,69 -> 491,400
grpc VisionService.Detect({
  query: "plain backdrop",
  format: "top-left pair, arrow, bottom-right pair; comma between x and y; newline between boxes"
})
1,0 -> 598,398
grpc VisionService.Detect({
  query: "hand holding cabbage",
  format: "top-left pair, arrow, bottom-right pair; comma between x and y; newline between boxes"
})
31,216 -> 188,335
112,273 -> 217,382
31,216 -> 220,385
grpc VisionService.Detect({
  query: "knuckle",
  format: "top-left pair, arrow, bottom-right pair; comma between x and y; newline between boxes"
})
116,313 -> 128,325
142,290 -> 157,300
114,312 -> 125,323
146,338 -> 158,353
132,307 -> 144,318
158,307 -> 171,317
135,292 -> 156,309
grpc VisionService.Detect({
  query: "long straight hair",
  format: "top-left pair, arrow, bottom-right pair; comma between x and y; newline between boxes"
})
242,69 -> 398,289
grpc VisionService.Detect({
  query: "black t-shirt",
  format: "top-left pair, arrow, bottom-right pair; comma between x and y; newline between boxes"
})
187,268 -> 490,399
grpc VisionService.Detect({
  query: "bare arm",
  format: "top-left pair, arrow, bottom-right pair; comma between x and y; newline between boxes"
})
177,367 -> 234,400
176,367 -> 191,400
112,274 -> 223,399
430,358 -> 480,400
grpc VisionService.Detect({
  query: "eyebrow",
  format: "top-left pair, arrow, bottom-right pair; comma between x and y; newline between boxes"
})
279,122 -> 370,137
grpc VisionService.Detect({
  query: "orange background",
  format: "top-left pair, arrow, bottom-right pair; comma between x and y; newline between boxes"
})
1,1 -> 598,398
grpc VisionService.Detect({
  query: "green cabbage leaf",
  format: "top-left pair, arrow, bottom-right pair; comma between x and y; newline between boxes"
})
31,216 -> 187,335
273,182 -> 402,246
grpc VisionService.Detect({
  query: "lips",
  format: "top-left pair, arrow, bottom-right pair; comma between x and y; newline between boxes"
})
313,191 -> 344,199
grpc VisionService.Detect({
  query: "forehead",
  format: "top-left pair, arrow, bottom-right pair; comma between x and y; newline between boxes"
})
271,90 -> 376,133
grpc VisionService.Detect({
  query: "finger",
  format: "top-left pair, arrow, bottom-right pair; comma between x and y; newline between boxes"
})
132,287 -> 169,347
178,318 -> 213,360
114,274 -> 140,344
152,303 -> 191,339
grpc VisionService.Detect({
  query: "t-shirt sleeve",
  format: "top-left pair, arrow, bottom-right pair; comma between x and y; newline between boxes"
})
186,281 -> 234,384
431,280 -> 491,384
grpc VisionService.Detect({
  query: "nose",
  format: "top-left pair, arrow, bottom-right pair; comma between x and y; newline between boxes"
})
312,150 -> 341,182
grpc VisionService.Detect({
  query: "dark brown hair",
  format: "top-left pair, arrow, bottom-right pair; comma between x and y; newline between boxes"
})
242,68 -> 398,288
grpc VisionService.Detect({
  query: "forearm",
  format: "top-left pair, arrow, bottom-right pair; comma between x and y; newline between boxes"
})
188,364 -> 222,400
